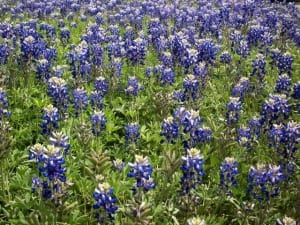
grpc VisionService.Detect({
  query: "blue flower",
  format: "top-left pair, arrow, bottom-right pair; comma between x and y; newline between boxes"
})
220,51 -> 232,64
91,110 -> 107,136
49,131 -> 70,155
292,81 -> 300,99
36,58 -> 51,81
48,77 -> 69,114
72,87 -> 88,116
41,104 -> 60,135
231,77 -> 250,100
237,126 -> 252,150
94,76 -> 108,96
125,76 -> 142,96
251,53 -> 266,83
161,116 -> 179,143
181,148 -> 205,195
60,28 -> 70,44
183,74 -> 199,101
275,74 -> 291,94
219,157 -> 238,192
125,122 -> 140,144
226,97 -> 242,125
0,88 -> 11,118
30,145 -> 68,202
128,155 -> 155,192
161,67 -> 175,86
261,94 -> 290,126
93,182 -> 118,222
247,164 -> 284,201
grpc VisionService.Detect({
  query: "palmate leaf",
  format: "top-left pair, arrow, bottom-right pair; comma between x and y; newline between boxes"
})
84,149 -> 112,176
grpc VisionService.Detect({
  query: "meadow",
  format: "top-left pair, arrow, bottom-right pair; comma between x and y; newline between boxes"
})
0,0 -> 299,224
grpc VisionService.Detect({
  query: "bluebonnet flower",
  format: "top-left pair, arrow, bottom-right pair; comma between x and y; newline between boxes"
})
41,105 -> 60,135
52,65 -> 65,78
181,148 -> 205,195
196,38 -> 220,65
270,48 -> 282,67
161,67 -> 175,86
128,155 -> 155,192
261,31 -> 273,47
91,110 -> 106,136
193,62 -> 208,88
72,87 -> 88,116
113,159 -> 125,171
183,74 -> 199,101
172,90 -> 186,102
231,77 -> 250,100
189,126 -> 212,148
90,91 -> 103,110
237,126 -> 252,150
275,74 -> 291,94
21,35 -> 37,60
0,44 -> 9,64
29,143 -> 47,163
93,182 -> 118,223
219,51 -> 232,64
276,216 -> 297,225
251,53 -> 266,83
247,164 -> 284,201
182,109 -> 203,134
107,42 -> 124,60
126,37 -> 147,65
36,58 -> 51,81
49,131 -> 70,155
31,145 -> 67,202
94,76 -> 108,96
270,121 -> 299,161
219,157 -> 238,193
161,116 -> 179,143
0,88 -> 11,118
111,57 -> 123,78
261,94 -> 290,126
91,44 -> 103,66
278,53 -> 293,74
95,13 -> 104,25
183,48 -> 198,71
187,217 -> 206,225
125,122 -> 140,145
160,51 -> 174,67
292,81 -> 300,99
247,25 -> 264,46
236,40 -> 250,58
226,97 -> 242,125
125,76 -> 142,96
48,77 -> 69,114
292,81 -> 300,113
60,28 -> 70,44
248,116 -> 262,138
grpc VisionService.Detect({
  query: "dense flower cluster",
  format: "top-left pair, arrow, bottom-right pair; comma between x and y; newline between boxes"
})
219,157 -> 238,193
125,122 -> 140,145
247,164 -> 284,201
181,148 -> 205,195
128,155 -> 155,192
226,97 -> 242,125
48,77 -> 69,114
30,144 -> 67,203
90,110 -> 106,136
93,182 -> 118,223
261,94 -> 290,126
41,104 -> 60,135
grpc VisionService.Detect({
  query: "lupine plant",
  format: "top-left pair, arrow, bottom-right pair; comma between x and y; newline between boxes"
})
0,0 -> 299,224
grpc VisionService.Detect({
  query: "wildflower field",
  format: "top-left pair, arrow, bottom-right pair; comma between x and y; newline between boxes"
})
0,0 -> 299,224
